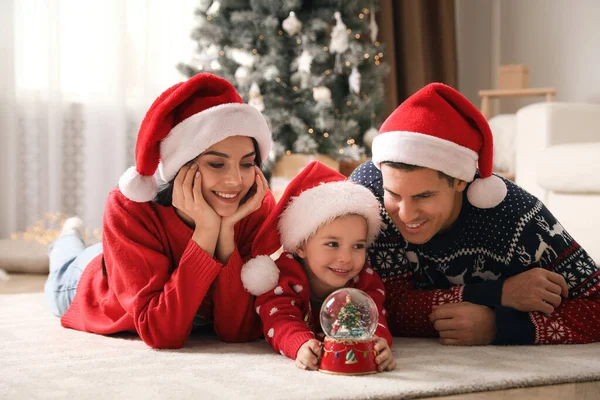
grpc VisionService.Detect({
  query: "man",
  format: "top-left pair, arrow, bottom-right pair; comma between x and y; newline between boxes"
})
351,83 -> 600,345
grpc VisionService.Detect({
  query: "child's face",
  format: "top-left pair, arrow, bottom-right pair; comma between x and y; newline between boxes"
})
195,135 -> 257,217
296,214 -> 368,296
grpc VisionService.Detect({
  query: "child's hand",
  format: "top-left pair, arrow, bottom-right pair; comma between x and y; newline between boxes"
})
295,339 -> 321,371
374,336 -> 397,372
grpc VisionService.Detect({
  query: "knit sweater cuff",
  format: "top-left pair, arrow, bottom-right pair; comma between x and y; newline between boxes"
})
492,306 -> 535,345
462,280 -> 504,307
285,331 -> 317,360
219,248 -> 242,279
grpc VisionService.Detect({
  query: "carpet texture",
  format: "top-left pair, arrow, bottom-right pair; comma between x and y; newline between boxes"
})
1,293 -> 599,399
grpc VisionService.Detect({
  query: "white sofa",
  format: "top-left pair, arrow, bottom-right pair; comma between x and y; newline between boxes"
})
515,102 -> 600,262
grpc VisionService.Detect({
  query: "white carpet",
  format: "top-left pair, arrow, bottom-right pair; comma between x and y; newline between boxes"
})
1,293 -> 599,399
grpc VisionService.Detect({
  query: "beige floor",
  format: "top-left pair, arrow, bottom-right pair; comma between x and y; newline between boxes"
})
1,272 -> 598,400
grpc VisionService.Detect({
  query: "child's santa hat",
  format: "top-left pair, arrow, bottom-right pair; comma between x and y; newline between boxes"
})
119,73 -> 272,202
240,161 -> 382,296
371,83 -> 507,209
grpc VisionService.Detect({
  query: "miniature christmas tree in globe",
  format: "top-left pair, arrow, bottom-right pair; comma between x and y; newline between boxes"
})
318,288 -> 379,375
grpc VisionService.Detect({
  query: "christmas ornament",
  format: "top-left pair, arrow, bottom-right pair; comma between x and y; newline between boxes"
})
329,12 -> 349,54
329,11 -> 349,73
263,65 -> 279,81
228,48 -> 256,68
248,82 -> 265,112
191,52 -> 211,71
362,126 -> 378,150
282,11 -> 303,36
348,67 -> 361,95
369,8 -> 379,43
313,86 -> 332,105
198,0 -> 213,12
319,288 -> 379,375
235,66 -> 251,86
297,49 -> 313,74
210,59 -> 222,70
205,44 -> 220,59
206,1 -> 221,17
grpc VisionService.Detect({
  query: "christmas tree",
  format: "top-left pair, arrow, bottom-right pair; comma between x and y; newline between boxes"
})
178,0 -> 388,174
334,294 -> 364,337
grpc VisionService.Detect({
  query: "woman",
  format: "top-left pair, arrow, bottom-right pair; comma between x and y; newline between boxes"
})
45,73 -> 276,349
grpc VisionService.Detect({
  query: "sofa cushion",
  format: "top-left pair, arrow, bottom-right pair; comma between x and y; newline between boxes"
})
488,114 -> 516,174
537,143 -> 600,193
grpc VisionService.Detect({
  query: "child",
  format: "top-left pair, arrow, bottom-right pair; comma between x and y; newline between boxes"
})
241,161 -> 396,371
44,73 -> 278,349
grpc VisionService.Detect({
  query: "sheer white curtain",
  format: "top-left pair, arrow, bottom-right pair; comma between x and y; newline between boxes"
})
0,0 -> 197,237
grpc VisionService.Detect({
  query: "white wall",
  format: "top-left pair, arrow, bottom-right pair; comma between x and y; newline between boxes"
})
457,0 -> 600,113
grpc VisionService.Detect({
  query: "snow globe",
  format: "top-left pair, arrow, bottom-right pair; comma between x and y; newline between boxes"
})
318,288 -> 379,375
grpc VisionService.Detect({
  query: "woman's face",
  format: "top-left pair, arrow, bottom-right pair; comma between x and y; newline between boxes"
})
194,136 -> 257,217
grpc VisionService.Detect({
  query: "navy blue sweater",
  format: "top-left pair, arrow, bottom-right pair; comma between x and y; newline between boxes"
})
351,161 -> 600,344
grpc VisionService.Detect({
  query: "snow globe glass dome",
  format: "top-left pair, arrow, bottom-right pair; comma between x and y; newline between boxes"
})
319,288 -> 378,341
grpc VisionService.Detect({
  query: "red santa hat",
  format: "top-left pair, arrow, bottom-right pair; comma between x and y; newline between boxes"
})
371,83 -> 507,208
240,161 -> 382,296
119,73 -> 272,202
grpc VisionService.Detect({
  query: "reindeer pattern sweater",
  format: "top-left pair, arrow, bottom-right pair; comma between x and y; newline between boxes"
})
255,252 -> 393,360
61,188 -> 276,349
350,161 -> 600,345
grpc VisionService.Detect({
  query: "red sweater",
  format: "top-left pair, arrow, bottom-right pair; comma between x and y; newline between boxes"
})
255,253 -> 393,360
61,188 -> 275,349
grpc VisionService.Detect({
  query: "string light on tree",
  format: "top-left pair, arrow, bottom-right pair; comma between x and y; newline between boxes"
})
179,1 -> 388,168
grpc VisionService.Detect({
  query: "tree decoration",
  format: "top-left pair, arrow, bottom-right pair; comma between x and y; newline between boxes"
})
348,67 -> 361,95
248,82 -> 265,112
282,11 -> 303,36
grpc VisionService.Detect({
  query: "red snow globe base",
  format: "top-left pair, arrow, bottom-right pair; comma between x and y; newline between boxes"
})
319,337 -> 378,375
318,288 -> 380,376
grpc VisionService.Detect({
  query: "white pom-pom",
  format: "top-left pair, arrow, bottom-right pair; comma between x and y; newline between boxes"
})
241,255 -> 280,296
466,175 -> 507,209
118,166 -> 158,203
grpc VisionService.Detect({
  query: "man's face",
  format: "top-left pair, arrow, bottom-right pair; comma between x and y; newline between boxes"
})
381,164 -> 467,245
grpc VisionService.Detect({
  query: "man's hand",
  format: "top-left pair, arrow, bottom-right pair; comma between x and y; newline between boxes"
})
295,339 -> 321,371
502,268 -> 569,314
373,336 -> 397,371
429,302 -> 496,346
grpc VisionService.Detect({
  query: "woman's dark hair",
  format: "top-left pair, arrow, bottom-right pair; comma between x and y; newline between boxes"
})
154,137 -> 262,206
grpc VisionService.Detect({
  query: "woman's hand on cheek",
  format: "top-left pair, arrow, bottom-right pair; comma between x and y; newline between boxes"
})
221,166 -> 268,229
172,163 -> 221,231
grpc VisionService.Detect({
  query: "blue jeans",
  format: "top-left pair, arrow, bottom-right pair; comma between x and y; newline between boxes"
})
44,235 -> 102,317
